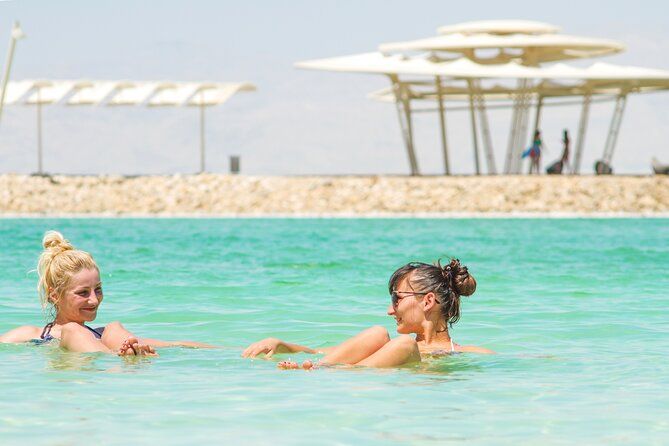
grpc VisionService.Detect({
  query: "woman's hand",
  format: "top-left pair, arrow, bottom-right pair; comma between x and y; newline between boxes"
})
242,337 -> 285,358
117,337 -> 158,357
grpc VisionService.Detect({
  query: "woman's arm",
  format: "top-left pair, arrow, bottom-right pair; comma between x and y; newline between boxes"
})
102,322 -> 215,349
0,326 -> 41,343
139,338 -> 216,349
242,337 -> 328,358
458,345 -> 496,354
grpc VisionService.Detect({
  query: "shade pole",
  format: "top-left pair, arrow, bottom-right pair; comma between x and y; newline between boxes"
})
473,79 -> 497,174
37,89 -> 43,175
390,75 -> 413,175
513,79 -> 532,174
435,76 -> 450,175
572,92 -> 592,174
467,79 -> 481,175
401,86 -> 420,176
532,94 -> 544,138
602,93 -> 627,164
390,75 -> 419,175
0,22 -> 24,127
504,79 -> 524,173
199,101 -> 205,174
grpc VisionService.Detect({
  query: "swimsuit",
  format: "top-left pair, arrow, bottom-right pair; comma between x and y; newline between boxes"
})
32,322 -> 104,344
427,339 -> 457,356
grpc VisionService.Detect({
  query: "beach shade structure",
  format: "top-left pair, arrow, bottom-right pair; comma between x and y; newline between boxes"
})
295,20 -> 669,176
2,79 -> 255,174
0,21 -> 26,127
365,63 -> 669,174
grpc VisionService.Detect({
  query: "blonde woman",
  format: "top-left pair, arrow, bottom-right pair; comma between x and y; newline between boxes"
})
0,231 -> 208,355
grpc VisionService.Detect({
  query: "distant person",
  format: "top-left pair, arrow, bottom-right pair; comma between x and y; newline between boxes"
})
243,259 -> 494,369
547,129 -> 570,174
561,129 -> 570,167
0,231 -> 211,354
522,130 -> 543,174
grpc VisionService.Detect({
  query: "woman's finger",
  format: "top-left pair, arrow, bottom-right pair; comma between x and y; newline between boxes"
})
243,343 -> 261,357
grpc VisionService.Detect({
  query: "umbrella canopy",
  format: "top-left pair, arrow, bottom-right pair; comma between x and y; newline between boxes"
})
296,52 -> 547,78
437,20 -> 560,36
297,53 -> 669,86
379,33 -> 625,64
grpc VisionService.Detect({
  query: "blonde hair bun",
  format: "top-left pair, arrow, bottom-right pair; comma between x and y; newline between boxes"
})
42,231 -> 74,253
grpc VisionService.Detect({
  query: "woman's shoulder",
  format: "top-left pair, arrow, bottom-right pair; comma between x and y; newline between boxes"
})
456,344 -> 496,354
0,325 -> 43,343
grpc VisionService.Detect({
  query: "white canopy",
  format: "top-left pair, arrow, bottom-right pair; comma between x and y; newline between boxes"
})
23,81 -> 78,105
67,81 -> 119,105
296,52 -> 547,78
4,79 -> 256,106
437,20 -> 560,36
296,53 -> 669,84
379,33 -> 625,63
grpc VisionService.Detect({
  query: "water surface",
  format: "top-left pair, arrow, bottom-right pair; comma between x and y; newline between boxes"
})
1,218 -> 667,445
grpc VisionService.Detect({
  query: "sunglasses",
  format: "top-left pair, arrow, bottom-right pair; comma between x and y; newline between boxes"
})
390,290 -> 429,307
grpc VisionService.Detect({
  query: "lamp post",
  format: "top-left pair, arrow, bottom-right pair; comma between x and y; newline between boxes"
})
0,21 -> 26,126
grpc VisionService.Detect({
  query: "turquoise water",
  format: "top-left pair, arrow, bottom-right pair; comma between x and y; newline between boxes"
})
1,218 -> 667,445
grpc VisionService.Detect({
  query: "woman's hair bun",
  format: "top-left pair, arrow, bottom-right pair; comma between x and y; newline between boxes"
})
441,258 -> 476,297
42,231 -> 74,253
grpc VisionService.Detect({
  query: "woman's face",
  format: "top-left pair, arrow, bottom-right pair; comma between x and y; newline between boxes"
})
53,268 -> 103,324
387,274 -> 427,334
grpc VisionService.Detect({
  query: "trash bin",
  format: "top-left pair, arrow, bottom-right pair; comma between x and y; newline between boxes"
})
230,156 -> 240,175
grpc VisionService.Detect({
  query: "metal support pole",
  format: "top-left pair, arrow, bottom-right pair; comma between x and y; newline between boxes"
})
472,79 -> 497,174
0,22 -> 25,127
467,80 -> 481,175
199,101 -> 205,173
391,80 -> 411,164
435,76 -> 450,175
36,88 -> 43,174
602,93 -> 627,164
513,80 -> 532,174
532,94 -> 544,138
390,75 -> 419,175
504,79 -> 524,173
401,88 -> 420,176
572,93 -> 592,174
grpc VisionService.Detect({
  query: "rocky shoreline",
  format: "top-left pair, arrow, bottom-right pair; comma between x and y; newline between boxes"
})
1,174 -> 668,216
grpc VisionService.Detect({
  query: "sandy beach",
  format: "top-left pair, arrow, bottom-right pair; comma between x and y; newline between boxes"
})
1,174 -> 667,216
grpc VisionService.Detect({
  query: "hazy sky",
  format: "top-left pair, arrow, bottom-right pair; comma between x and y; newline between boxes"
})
0,0 -> 667,175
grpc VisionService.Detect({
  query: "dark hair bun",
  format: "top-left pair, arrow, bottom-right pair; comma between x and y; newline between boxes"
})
443,259 -> 476,297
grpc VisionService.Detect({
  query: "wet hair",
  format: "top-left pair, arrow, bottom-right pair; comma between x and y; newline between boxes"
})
37,231 -> 99,314
388,259 -> 476,327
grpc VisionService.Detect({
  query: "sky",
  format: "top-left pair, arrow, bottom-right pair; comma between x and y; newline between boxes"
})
0,0 -> 667,175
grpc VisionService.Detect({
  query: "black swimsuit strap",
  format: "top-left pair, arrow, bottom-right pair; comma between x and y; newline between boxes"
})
40,322 -> 101,340
84,324 -> 102,339
40,322 -> 54,340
